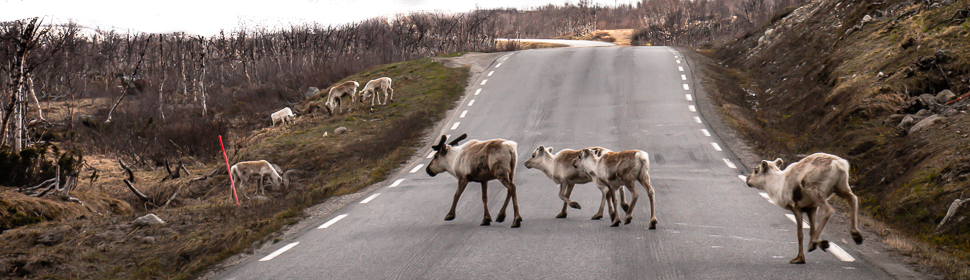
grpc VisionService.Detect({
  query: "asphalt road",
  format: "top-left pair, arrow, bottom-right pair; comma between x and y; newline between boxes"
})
496,38 -> 617,47
216,46 -> 906,279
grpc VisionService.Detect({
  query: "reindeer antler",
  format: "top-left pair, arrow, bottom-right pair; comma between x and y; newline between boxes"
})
448,133 -> 467,146
432,135 -> 447,151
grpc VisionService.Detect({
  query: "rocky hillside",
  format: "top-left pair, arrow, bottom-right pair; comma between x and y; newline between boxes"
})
709,0 -> 970,275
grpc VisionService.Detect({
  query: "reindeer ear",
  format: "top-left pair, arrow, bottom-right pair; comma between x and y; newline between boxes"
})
579,149 -> 589,157
773,158 -> 784,168
448,133 -> 467,146
760,160 -> 771,171
547,147 -> 554,154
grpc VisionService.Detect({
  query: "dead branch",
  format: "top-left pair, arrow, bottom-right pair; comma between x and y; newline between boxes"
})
118,160 -> 135,183
123,179 -> 151,203
162,186 -> 180,208
33,182 -> 57,197
65,196 -> 103,216
22,177 -> 55,192
935,197 -> 969,235
189,167 -> 221,183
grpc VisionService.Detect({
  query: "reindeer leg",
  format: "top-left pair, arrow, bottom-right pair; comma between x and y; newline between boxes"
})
500,177 -> 522,228
445,179 -> 468,221
837,178 -> 864,245
812,193 -> 835,252
609,187 -> 621,227
496,180 -> 512,224
557,183 -> 569,218
480,181 -> 492,226
807,206 -> 822,252
387,87 -> 393,104
640,172 -> 658,229
790,208 -> 806,264
623,182 -> 640,225
619,186 -> 629,212
593,183 -> 607,220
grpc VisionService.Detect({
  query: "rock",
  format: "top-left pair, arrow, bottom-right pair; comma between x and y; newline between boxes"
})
944,108 -> 960,117
334,127 -> 348,135
305,87 -> 321,99
862,15 -> 873,24
909,115 -> 943,134
898,115 -> 916,129
141,236 -> 156,244
132,214 -> 166,227
36,230 -> 66,246
919,94 -> 939,106
937,89 -> 956,104
886,114 -> 906,123
916,109 -> 931,117
764,28 -> 775,37
252,195 -> 271,202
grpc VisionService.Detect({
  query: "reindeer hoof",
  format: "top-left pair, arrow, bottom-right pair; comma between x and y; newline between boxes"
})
624,217 -> 632,225
556,212 -> 567,219
495,213 -> 506,223
852,232 -> 864,244
511,218 -> 522,228
818,240 -> 829,251
621,203 -> 630,212
481,218 -> 491,226
591,214 -> 603,220
649,219 -> 658,230
444,213 -> 456,221
809,243 -> 817,252
789,256 -> 806,264
611,220 -> 620,227
568,201 -> 582,209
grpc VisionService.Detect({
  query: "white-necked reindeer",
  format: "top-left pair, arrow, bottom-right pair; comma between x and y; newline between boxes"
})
230,160 -> 298,199
745,153 -> 863,264
524,146 -> 628,219
271,107 -> 296,126
425,134 -> 523,228
359,77 -> 394,105
324,81 -> 359,115
573,148 -> 658,228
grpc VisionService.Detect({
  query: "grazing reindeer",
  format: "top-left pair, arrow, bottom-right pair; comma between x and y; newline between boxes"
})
573,148 -> 658,228
425,134 -> 523,228
524,146 -> 627,219
359,77 -> 394,105
745,153 -> 863,264
324,81 -> 359,115
230,160 -> 298,198
271,107 -> 296,126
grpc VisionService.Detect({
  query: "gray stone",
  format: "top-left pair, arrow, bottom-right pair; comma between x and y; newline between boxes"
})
252,195 -> 271,202
937,89 -> 956,104
909,114 -> 943,134
944,108 -> 960,117
919,94 -> 939,106
334,127 -> 348,135
898,115 -> 916,129
141,236 -> 156,244
305,87 -> 321,98
916,109 -> 931,117
862,15 -> 873,24
132,214 -> 165,227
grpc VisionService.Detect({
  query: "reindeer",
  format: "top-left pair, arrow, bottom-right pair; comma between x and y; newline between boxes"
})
230,160 -> 299,199
271,107 -> 296,126
324,81 -> 359,115
359,77 -> 394,105
745,153 -> 863,264
524,146 -> 628,219
573,148 -> 658,228
425,134 -> 523,228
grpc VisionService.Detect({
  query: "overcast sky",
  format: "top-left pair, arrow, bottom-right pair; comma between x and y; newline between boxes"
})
1,0 -> 639,35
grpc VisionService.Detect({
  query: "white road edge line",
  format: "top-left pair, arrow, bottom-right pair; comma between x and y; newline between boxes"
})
450,122 -> 460,130
711,142 -> 722,151
688,105 -> 696,112
784,214 -> 813,228
686,94 -> 693,101
739,175 -> 748,181
758,192 -> 774,204
460,110 -> 468,118
723,158 -> 737,169
360,193 -> 381,204
480,79 -> 488,85
389,178 -> 405,188
475,88 -> 482,95
410,164 -> 425,173
828,243 -> 857,262
701,129 -> 711,137
318,214 -> 348,229
426,151 -> 435,158
259,242 -> 300,262
468,99 -> 475,106
694,116 -> 702,124
683,84 -> 690,90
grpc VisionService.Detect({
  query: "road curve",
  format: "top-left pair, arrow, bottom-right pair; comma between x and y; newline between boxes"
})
215,47 -> 902,279
496,38 -> 616,47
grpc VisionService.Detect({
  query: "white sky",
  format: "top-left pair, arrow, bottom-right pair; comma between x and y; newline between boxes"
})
1,0 -> 639,36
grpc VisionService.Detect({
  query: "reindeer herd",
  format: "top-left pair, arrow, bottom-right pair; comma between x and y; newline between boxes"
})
427,133 -> 863,264
233,74 -> 864,264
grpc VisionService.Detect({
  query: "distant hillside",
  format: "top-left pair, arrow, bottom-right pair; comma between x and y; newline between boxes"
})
708,0 -> 970,276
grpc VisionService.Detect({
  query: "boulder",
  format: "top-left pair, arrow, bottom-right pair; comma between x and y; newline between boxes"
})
909,114 -> 943,134
944,108 -> 960,118
305,87 -> 321,99
898,115 -> 916,129
334,127 -> 348,135
918,94 -> 939,106
937,89 -> 956,104
132,214 -> 166,227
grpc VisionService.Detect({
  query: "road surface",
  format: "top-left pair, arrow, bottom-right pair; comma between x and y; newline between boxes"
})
215,46 -> 913,279
496,38 -> 616,47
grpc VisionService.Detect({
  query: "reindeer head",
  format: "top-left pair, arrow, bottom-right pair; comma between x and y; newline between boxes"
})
426,133 -> 467,177
745,158 -> 784,189
572,147 -> 607,173
524,146 -> 554,169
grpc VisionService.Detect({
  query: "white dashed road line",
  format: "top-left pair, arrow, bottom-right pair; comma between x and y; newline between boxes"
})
410,164 -> 425,173
688,105 -> 696,112
722,158 -> 737,169
681,74 -> 687,81
785,214 -> 813,228
259,242 -> 300,262
683,84 -> 690,90
676,60 -> 681,64
450,122 -> 460,130
495,63 -> 502,68
318,214 -> 348,229
389,178 -> 405,188
685,94 -> 693,101
678,66 -> 684,72
711,142 -> 722,151
460,110 -> 468,118
488,71 -> 494,76
480,79 -> 488,85
701,129 -> 711,137
694,116 -> 702,124
828,243 -> 857,262
360,193 -> 381,204
474,88 -> 482,95
468,99 -> 475,106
